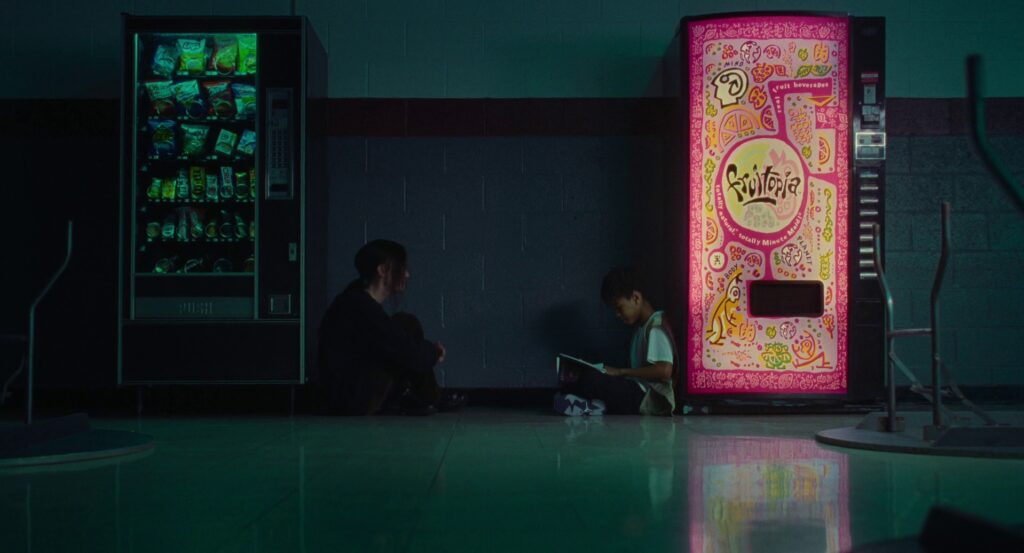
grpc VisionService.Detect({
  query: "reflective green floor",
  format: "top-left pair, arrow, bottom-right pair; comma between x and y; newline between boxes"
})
2,409 -> 1024,552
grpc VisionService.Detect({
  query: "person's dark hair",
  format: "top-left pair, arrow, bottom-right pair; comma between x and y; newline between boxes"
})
601,265 -> 645,304
354,239 -> 408,290
392,311 -> 424,342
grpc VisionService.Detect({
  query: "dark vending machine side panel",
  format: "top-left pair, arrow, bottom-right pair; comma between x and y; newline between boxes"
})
848,17 -> 886,402
303,19 -> 329,386
254,20 -> 328,384
256,31 -> 302,324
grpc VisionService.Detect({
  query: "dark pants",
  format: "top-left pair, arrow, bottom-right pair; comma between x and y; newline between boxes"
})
561,367 -> 646,414
325,365 -> 440,415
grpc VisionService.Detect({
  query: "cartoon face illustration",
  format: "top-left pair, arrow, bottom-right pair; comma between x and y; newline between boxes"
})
781,244 -> 803,267
726,273 -> 742,302
740,41 -> 762,64
706,269 -> 744,347
712,68 -> 749,108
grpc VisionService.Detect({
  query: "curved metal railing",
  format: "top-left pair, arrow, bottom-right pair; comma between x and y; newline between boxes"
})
25,221 -> 74,425
966,55 -> 1024,213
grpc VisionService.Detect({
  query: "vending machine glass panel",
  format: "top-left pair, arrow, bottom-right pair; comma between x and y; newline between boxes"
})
131,32 -> 259,308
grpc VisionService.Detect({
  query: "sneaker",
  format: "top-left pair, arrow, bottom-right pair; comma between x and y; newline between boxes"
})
399,389 -> 436,416
438,392 -> 467,412
553,393 -> 605,416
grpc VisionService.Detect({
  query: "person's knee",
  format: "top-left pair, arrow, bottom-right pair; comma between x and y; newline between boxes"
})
392,311 -> 424,341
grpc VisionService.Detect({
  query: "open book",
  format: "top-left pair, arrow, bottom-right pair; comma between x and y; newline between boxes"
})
556,353 -> 606,374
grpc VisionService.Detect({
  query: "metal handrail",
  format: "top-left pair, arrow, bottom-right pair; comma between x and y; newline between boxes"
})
874,204 -> 954,434
966,55 -> 1024,213
865,56 -> 1012,436
26,221 -> 73,425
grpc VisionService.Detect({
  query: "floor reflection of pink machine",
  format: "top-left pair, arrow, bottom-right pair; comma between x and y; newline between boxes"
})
670,14 -> 887,408
688,435 -> 851,553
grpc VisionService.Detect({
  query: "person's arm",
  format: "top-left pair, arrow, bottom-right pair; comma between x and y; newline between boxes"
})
605,362 -> 672,380
605,325 -> 674,380
360,297 -> 440,374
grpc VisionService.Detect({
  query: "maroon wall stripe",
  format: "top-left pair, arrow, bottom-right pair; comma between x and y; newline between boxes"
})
326,98 -> 675,136
2,98 -> 1024,137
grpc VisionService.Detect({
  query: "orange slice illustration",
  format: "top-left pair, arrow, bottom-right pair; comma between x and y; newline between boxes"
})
818,135 -> 831,165
719,107 -> 759,148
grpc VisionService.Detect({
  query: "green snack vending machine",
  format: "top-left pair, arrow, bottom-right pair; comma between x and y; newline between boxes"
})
118,15 -> 327,384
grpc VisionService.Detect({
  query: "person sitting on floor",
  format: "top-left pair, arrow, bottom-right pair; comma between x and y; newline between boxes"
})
317,239 -> 463,415
555,265 -> 678,416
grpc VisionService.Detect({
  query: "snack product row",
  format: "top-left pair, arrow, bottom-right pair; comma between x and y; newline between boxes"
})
148,120 -> 256,159
145,166 -> 257,202
150,35 -> 256,77
151,254 -> 255,274
143,207 -> 255,243
143,80 -> 255,119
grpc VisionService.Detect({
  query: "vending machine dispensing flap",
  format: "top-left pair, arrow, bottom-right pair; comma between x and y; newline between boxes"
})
265,88 -> 294,200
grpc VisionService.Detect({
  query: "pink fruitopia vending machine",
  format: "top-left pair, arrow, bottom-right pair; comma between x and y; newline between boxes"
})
678,14 -> 886,407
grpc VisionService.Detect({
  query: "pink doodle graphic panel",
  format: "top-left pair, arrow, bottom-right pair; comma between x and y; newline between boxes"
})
687,15 -> 849,394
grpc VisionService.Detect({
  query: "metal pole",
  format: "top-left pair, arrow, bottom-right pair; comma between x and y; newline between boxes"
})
26,221 -> 73,425
873,224 -> 897,432
930,203 -> 952,430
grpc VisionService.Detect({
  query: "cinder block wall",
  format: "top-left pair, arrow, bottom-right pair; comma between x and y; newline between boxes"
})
326,131 -> 666,387
885,102 -> 1024,388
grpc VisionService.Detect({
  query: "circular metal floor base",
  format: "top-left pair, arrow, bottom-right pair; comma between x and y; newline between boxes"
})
816,412 -> 1024,459
0,428 -> 154,468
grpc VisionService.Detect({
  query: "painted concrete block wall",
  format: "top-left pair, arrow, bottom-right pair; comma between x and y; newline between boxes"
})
326,134 -> 665,387
884,135 -> 1024,387
5,0 -> 1024,98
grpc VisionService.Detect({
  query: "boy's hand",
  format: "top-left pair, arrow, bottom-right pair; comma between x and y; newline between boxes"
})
435,341 -> 446,363
604,366 -> 624,377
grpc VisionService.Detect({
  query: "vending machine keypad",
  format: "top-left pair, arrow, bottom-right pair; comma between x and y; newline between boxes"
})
266,88 -> 294,200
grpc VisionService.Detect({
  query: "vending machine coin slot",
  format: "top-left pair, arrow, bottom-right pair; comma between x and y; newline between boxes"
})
862,71 -> 879,104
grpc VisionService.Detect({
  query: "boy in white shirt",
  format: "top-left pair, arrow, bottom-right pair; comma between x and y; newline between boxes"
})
555,266 -> 678,416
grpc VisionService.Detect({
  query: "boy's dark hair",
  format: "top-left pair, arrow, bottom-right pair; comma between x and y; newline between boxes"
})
601,266 -> 645,304
354,239 -> 408,290
392,311 -> 424,341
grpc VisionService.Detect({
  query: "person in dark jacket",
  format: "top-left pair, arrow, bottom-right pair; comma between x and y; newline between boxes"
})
317,239 -> 449,415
